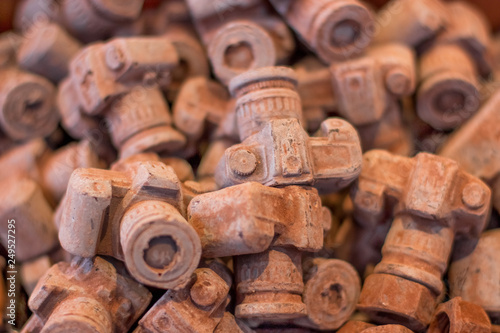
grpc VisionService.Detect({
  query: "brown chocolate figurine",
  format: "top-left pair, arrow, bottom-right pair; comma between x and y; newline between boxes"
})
188,182 -> 328,258
162,27 -> 210,101
0,67 -> 58,141
19,248 -> 70,295
58,160 -> 201,289
331,43 -> 415,126
427,297 -> 491,333
0,138 -> 105,205
188,181 -> 360,329
440,89 -> 500,213
135,265 -> 231,333
270,0 -> 374,62
61,0 -> 144,42
3,0 -> 500,331
26,256 -> 151,333
295,44 -> 416,154
373,0 -> 449,48
173,76 -> 236,156
293,258 -> 361,330
215,66 -> 363,193
234,247 -> 308,324
14,0 -> 62,33
351,150 -> 491,331
417,43 -> 481,130
330,43 -> 415,154
189,182 -> 328,324
17,22 -> 82,82
449,230 -> 500,332
143,0 -> 211,101
68,37 -> 178,115
106,86 -> 186,159
416,1 -> 492,130
294,58 -> 336,132
65,37 -> 187,158
0,175 -> 57,263
185,0 -> 295,84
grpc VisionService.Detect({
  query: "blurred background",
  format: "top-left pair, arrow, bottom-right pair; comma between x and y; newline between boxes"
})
367,0 -> 500,31
1,0 -> 500,33
0,0 -> 162,31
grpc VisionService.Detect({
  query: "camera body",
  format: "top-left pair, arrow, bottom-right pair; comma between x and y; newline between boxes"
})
352,150 -> 491,331
138,266 -> 231,333
28,257 -> 151,333
69,37 -> 178,115
58,160 -> 201,289
331,43 -> 416,126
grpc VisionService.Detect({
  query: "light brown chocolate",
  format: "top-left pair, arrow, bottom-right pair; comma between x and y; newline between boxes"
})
136,266 -> 230,333
173,77 -> 234,151
69,37 -> 178,115
197,139 -> 236,181
330,43 -> 415,126
142,0 -> 193,35
449,230 -> 500,330
58,161 -> 201,289
57,78 -> 103,140
20,315 -> 44,333
185,0 -> 294,84
294,57 -> 334,133
20,247 -> 71,295
27,256 -> 151,333
295,46 -> 415,154
373,0 -> 449,47
110,152 -> 195,182
293,258 -> 361,330
40,140 -> 106,203
181,178 -> 220,209
17,22 -> 82,82
0,138 -> 105,205
235,247 -> 307,323
162,27 -> 210,101
270,0 -> 374,62
57,78 -> 117,163
188,182 -> 328,257
106,87 -> 186,159
66,38 -> 187,157
61,0 -> 144,42
295,59 -> 336,118
216,66 -> 362,194
14,0 -> 61,33
188,181 -> 332,324
436,1 -> 493,78
0,174 -> 57,262
352,150 -> 491,331
440,90 -> 500,213
428,297 -> 491,333
417,43 -> 480,130
416,1 -> 493,130
0,138 -> 47,184
0,67 -> 58,141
